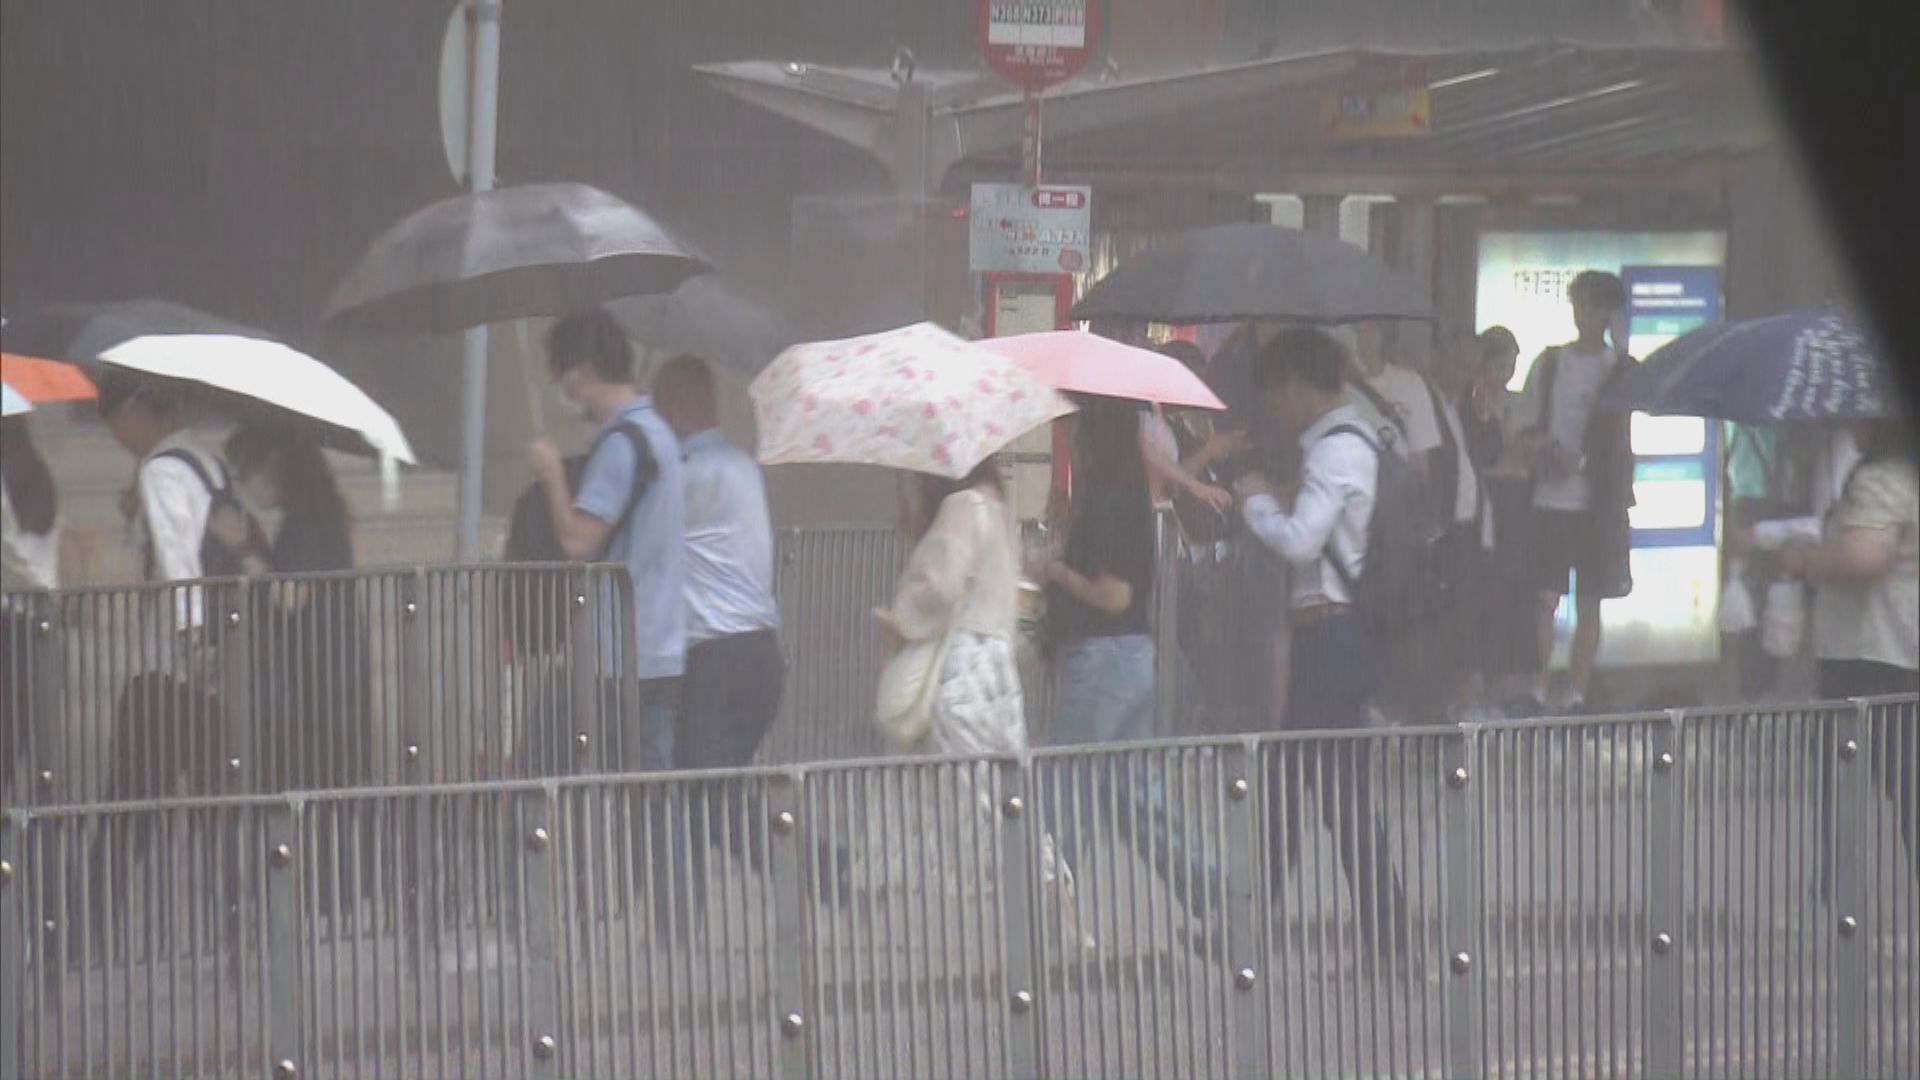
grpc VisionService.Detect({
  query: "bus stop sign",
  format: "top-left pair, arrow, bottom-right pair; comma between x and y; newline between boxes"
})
977,0 -> 1101,91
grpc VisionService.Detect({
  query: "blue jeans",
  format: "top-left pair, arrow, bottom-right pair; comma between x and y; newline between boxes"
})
1048,634 -> 1221,916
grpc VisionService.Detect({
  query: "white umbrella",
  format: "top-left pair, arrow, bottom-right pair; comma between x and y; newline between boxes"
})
98,334 -> 416,464
1,382 -> 30,418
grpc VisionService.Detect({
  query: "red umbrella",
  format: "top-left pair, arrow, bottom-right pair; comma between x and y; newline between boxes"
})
0,352 -> 96,404
975,330 -> 1226,410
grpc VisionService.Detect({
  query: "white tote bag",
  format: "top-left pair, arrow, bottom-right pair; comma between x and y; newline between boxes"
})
874,628 -> 953,749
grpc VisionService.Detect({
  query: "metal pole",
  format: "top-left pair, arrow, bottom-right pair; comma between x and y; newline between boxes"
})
456,0 -> 502,560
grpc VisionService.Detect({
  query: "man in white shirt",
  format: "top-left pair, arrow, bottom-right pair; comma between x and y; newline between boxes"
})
1511,271 -> 1637,713
95,371 -> 250,916
1233,326 -> 1407,953
1347,321 -> 1443,477
651,355 -> 784,769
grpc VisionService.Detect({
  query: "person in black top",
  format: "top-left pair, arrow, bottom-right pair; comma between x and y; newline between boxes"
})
1033,395 -> 1220,922
225,425 -> 366,790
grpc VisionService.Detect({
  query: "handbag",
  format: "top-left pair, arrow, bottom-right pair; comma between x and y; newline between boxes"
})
1761,578 -> 1807,660
1718,557 -> 1758,635
874,626 -> 954,748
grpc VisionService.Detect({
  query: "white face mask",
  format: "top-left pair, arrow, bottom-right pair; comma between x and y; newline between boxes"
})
553,384 -> 590,421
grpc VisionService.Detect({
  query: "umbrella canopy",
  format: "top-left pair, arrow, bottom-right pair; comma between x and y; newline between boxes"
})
1,382 -> 30,418
751,322 -> 1074,478
1070,223 -> 1431,326
975,330 -> 1226,410
5,299 -> 267,365
99,335 -> 416,463
608,273 -> 791,377
324,182 -> 712,335
1600,307 -> 1897,422
0,353 -> 96,404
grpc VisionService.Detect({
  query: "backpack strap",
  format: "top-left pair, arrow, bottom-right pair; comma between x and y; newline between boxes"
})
589,419 -> 659,557
151,447 -> 229,497
142,447 -> 235,580
1348,377 -> 1408,448
1312,423 -> 1380,596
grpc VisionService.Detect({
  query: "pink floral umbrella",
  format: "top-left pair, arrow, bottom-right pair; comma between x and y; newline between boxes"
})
975,329 -> 1227,410
751,322 -> 1075,478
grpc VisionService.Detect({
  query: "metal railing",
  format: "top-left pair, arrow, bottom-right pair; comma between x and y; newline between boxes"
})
4,696 -> 1913,1078
2,565 -> 639,806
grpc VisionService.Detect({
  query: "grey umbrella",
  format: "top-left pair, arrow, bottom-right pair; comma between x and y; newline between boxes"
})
606,274 -> 791,377
6,299 -> 269,364
1070,223 -> 1431,326
323,182 -> 711,335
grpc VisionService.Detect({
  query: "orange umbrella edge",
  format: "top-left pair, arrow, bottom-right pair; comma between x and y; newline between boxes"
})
0,353 -> 98,402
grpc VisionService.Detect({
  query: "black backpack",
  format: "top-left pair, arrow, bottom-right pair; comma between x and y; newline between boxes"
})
1317,424 -> 1446,639
501,421 -> 656,657
143,449 -> 268,580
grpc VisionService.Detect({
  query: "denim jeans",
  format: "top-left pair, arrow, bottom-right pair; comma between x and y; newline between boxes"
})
1048,634 -> 1222,916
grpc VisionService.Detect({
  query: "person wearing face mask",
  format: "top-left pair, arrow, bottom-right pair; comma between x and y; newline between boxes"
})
527,308 -> 687,773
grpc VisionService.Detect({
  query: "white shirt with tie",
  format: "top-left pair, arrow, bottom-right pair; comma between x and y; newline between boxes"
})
1241,404 -> 1378,611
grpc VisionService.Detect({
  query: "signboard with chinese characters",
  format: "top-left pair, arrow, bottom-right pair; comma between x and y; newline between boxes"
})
976,0 -> 1100,91
968,183 -> 1092,275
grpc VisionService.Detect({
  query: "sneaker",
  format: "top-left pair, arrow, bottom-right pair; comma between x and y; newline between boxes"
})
1504,690 -> 1549,718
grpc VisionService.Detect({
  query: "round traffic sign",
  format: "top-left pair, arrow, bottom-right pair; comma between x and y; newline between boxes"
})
976,0 -> 1101,92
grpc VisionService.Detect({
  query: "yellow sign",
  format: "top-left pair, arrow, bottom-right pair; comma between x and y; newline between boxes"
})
1322,85 -> 1431,140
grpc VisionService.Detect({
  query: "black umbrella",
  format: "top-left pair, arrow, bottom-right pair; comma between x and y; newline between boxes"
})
5,299 -> 269,365
606,273 -> 791,377
323,182 -> 712,335
1071,223 -> 1431,326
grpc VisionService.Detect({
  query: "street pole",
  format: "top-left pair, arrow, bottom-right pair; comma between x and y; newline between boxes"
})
456,0 -> 501,561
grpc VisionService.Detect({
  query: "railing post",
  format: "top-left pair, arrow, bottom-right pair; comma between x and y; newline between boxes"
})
568,568 -> 601,774
1220,739 -> 1267,1079
1151,511 -> 1179,737
765,770 -> 814,1080
263,799 -> 302,1080
400,569 -> 430,783
1439,727 -> 1484,1079
1829,701 -> 1871,1080
519,786 -> 561,1078
1644,712 -> 1683,1078
216,580 -> 257,794
996,757 -> 1043,1079
0,811 -> 20,1080
26,593 -> 65,805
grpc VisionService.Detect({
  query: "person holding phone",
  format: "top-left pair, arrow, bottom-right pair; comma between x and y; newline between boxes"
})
1509,271 -> 1638,714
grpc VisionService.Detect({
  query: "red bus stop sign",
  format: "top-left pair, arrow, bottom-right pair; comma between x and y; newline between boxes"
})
977,0 -> 1101,92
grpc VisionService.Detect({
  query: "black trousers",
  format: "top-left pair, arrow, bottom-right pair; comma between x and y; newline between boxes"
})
1269,613 -> 1408,946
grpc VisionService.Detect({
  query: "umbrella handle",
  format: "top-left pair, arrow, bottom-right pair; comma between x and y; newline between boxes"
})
516,320 -> 546,438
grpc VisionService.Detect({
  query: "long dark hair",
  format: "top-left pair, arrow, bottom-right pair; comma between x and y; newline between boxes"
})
227,426 -> 351,526
1071,395 -> 1148,498
0,419 -> 57,536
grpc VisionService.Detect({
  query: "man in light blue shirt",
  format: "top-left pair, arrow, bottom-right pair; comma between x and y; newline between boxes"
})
652,355 -> 784,769
529,308 -> 686,772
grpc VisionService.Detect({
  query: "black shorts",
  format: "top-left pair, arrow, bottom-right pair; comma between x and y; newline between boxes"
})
1529,508 -> 1613,599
